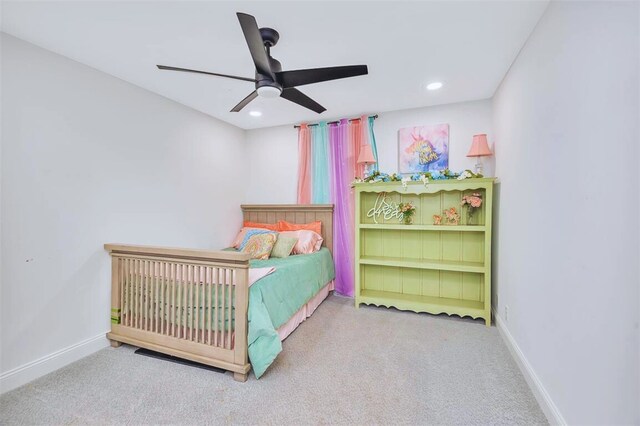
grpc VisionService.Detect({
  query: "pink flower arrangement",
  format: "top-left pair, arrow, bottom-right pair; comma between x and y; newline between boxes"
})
399,202 -> 414,213
461,193 -> 483,208
461,193 -> 483,224
398,202 -> 416,225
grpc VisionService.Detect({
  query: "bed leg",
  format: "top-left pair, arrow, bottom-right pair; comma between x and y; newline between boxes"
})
233,372 -> 248,382
110,340 -> 122,348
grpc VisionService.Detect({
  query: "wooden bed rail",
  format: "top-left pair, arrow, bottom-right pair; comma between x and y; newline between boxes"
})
104,244 -> 252,381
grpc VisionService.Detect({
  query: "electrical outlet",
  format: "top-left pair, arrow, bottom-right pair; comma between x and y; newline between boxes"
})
504,305 -> 509,322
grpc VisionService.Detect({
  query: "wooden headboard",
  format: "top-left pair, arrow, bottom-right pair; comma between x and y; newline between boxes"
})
241,204 -> 334,254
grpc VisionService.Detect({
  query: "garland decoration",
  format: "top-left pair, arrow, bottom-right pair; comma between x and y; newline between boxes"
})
352,169 -> 483,188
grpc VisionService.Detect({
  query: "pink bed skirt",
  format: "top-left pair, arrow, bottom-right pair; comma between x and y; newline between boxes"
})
276,280 -> 335,341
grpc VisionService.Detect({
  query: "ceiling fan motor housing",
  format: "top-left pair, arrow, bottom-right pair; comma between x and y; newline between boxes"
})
255,54 -> 283,96
259,27 -> 279,47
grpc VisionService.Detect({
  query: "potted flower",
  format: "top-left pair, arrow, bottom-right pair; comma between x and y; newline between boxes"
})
398,202 -> 416,225
461,193 -> 483,225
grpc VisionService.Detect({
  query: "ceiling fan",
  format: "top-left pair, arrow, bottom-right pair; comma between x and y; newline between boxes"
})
157,12 -> 368,114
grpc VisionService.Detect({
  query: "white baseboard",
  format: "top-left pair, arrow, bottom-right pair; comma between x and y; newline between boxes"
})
493,311 -> 566,425
0,333 -> 110,394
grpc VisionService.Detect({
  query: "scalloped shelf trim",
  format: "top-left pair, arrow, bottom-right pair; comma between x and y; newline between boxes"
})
358,300 -> 488,321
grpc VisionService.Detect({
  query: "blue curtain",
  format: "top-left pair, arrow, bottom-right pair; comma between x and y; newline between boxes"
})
368,116 -> 379,172
311,122 -> 330,203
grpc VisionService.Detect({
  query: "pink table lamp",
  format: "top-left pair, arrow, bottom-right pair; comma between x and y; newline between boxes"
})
357,144 -> 377,178
467,134 -> 492,175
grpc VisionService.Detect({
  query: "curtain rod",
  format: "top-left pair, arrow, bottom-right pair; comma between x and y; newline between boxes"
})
293,114 -> 378,129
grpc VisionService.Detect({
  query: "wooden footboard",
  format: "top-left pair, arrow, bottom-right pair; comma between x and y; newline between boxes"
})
104,244 -> 252,382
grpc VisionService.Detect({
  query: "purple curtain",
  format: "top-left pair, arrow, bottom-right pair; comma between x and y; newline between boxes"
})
329,119 -> 355,296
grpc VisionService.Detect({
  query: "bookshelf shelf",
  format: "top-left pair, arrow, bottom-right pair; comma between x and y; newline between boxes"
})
358,224 -> 486,232
359,256 -> 485,273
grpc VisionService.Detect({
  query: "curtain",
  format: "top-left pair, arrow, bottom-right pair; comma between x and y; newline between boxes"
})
311,122 -> 330,203
296,116 -> 379,297
367,115 -> 379,172
350,117 -> 366,179
296,124 -> 312,204
329,119 -> 355,296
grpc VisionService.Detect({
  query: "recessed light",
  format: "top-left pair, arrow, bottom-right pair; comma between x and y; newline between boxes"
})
426,82 -> 443,91
249,110 -> 262,117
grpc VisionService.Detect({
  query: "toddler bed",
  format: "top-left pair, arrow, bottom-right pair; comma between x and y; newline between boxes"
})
105,204 -> 334,381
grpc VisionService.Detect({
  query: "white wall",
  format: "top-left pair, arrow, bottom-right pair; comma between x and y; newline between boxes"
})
0,28 -> 4,377
0,34 -> 246,391
244,125 -> 300,204
492,2 -> 639,424
374,100 -> 494,176
244,100 -> 493,203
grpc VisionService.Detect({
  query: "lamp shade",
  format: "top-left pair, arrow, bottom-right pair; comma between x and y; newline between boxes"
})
467,134 -> 492,157
357,144 -> 376,165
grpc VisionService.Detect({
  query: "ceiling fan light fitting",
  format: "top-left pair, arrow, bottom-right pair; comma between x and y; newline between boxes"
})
257,85 -> 282,98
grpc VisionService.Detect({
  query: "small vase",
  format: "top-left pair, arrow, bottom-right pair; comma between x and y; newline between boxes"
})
467,210 -> 475,225
403,216 -> 413,225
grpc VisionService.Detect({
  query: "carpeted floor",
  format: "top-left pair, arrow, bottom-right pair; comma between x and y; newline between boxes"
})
0,295 -> 547,425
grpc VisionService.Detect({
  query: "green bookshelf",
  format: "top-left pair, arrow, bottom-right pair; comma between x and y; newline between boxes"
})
354,178 -> 495,326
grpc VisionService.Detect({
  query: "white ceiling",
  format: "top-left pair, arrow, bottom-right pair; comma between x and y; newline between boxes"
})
1,1 -> 549,130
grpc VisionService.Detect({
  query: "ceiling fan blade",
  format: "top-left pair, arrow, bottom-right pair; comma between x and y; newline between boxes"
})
230,90 -> 259,112
280,88 -> 326,114
277,65 -> 368,88
157,65 -> 256,82
236,12 -> 274,79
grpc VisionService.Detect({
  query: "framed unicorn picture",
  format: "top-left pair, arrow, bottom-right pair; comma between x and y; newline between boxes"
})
398,124 -> 449,173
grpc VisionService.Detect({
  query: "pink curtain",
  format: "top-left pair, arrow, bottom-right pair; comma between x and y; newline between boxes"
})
296,124 -> 312,204
350,117 -> 366,179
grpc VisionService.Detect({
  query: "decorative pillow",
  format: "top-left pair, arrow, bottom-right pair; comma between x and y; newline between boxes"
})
242,233 -> 277,260
270,236 -> 298,258
243,221 -> 279,231
232,227 -> 269,249
278,220 -> 322,235
239,229 -> 276,251
279,230 -> 323,254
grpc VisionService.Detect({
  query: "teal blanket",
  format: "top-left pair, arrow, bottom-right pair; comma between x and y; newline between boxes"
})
246,248 -> 335,378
